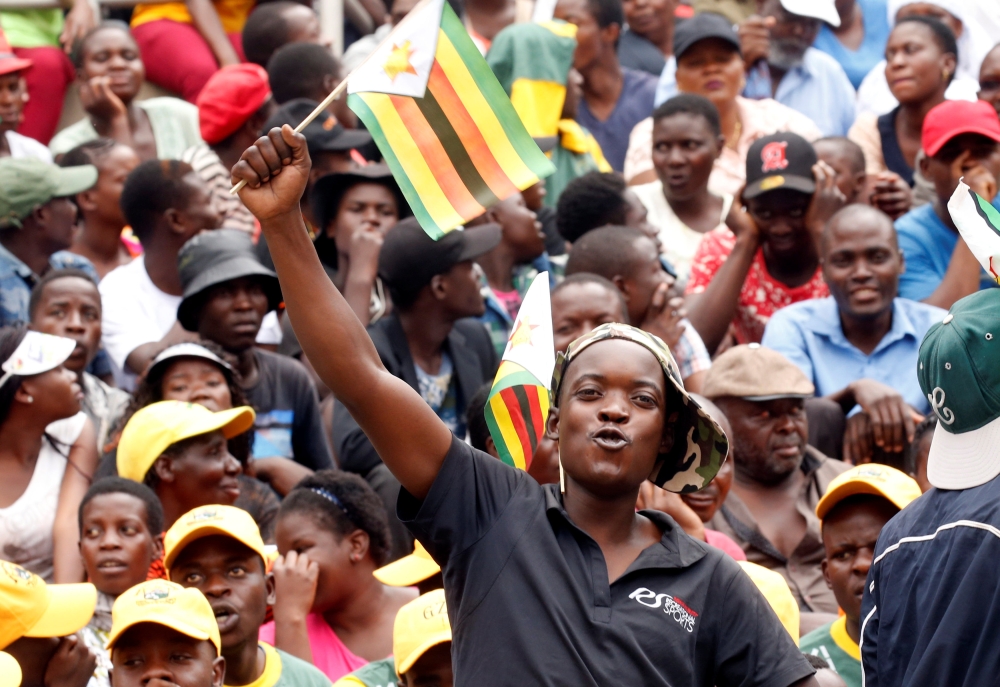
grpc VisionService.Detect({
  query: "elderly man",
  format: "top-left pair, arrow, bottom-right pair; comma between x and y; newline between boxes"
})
763,205 -> 946,465
704,344 -> 849,618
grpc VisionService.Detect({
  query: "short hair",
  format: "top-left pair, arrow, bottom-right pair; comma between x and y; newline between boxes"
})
822,204 -> 898,253
551,272 -> 629,322
60,137 -> 120,169
894,15 -> 958,81
120,160 -> 197,245
28,268 -> 99,321
70,20 -> 133,70
814,136 -> 866,175
653,94 -> 721,138
564,225 -> 652,280
556,172 -> 629,243
803,653 -> 831,671
243,2 -> 311,67
78,477 -> 165,536
279,470 -> 392,566
905,415 -> 937,476
466,383 -> 493,453
267,42 -> 341,105
585,0 -> 623,29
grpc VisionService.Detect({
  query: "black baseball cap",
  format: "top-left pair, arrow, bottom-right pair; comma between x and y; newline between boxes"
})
177,229 -> 282,330
673,12 -> 742,60
378,218 -> 501,296
743,132 -> 817,200
263,98 -> 372,156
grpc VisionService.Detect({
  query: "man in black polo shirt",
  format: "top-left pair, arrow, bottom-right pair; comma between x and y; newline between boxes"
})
230,126 -> 820,687
861,288 -> 1000,685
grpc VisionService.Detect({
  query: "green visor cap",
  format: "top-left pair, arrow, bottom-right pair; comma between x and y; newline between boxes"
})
0,158 -> 97,228
551,323 -> 729,493
918,289 -> 1000,489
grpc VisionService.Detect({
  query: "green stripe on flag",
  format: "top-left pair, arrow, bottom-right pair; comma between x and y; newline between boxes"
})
484,404 -> 517,467
973,190 -> 1000,238
347,93 -> 445,239
489,368 -> 545,394
439,3 -> 555,180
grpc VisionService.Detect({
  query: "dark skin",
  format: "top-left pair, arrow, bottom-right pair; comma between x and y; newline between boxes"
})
230,128 -> 821,687
652,112 -> 725,234
474,193 -> 545,293
464,0 -> 517,44
820,206 -> 922,462
398,643 -> 453,687
680,450 -> 734,523
1,196 -> 80,278
918,138 -> 1000,309
884,21 -> 956,171
6,636 -> 95,687
271,511 -> 416,664
621,0 -> 677,57
109,625 -> 225,687
195,276 -> 270,389
29,276 -> 103,377
979,45 -> 1000,117
685,164 -> 845,352
555,0 -> 623,123
821,498 -> 899,644
79,492 -> 163,597
551,281 -> 627,354
0,71 -> 28,157
149,430 -> 242,528
713,396 -> 809,559
170,537 -> 275,687
747,0 -> 821,95
68,143 -> 140,279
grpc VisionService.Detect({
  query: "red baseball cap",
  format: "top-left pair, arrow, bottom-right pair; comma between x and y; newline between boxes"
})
197,64 -> 272,145
0,27 -> 32,77
922,100 -> 1000,158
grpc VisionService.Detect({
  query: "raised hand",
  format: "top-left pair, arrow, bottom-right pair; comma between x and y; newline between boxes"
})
44,636 -> 97,687
869,171 -> 912,219
738,15 -> 774,70
233,126 -> 312,222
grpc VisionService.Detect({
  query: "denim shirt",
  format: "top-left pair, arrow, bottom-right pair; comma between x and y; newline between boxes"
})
0,243 -> 97,326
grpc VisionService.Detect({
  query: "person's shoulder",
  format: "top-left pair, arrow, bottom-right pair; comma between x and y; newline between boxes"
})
50,250 -> 97,277
98,257 -> 141,291
894,203 -> 940,237
809,447 -> 850,482
45,411 -> 89,443
804,46 -> 852,80
894,297 -> 947,329
622,67 -> 659,97
140,96 -> 199,116
800,619 -> 836,651
49,118 -> 97,155
767,295 -> 835,327
255,347 -> 312,380
7,130 -> 53,162
331,657 -> 395,687
273,647 -> 334,687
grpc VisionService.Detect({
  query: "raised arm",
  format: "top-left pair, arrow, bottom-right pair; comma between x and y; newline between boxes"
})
232,127 -> 453,499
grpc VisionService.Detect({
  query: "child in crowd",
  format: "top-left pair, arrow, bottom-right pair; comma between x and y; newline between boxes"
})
50,22 -> 200,160
77,478 -> 164,687
105,580 -> 223,687
116,399 -> 255,528
0,36 -> 50,161
263,471 -> 418,682
392,590 -> 452,687
800,464 -> 922,687
59,140 -> 141,279
0,560 -> 98,687
164,505 -> 331,687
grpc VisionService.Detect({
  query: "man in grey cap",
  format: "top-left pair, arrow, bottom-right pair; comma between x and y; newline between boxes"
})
0,157 -> 98,326
703,343 -> 848,624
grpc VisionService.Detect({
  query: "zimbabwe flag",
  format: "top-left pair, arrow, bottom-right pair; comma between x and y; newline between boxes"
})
346,0 -> 555,238
947,180 -> 1000,284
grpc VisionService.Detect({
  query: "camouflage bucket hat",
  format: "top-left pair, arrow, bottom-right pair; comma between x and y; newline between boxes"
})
551,323 -> 729,493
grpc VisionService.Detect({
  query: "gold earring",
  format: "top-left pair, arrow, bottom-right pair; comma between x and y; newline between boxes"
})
942,68 -> 950,80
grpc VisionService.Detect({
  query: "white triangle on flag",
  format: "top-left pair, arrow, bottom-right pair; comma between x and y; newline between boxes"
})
501,273 -> 555,388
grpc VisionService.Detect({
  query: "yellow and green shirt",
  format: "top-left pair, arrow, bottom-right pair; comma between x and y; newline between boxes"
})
800,616 -> 861,687
228,644 -> 333,687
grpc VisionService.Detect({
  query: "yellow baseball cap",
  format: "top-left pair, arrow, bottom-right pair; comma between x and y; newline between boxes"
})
107,580 -> 221,654
373,541 -> 440,587
0,652 -> 21,687
737,562 -> 799,645
0,560 -> 97,649
117,401 -> 256,483
393,589 -> 451,677
815,464 -> 922,521
164,505 -> 267,573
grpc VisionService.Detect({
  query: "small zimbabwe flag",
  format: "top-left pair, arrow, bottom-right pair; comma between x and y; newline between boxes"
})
947,180 -> 1000,284
346,0 -> 555,239
485,273 -> 555,470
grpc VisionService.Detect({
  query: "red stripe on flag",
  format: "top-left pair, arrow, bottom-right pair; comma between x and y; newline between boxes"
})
499,386 -> 532,462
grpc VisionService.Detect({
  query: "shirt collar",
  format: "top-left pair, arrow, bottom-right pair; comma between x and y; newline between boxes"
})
811,297 -> 919,353
543,485 -> 708,571
0,242 -> 34,281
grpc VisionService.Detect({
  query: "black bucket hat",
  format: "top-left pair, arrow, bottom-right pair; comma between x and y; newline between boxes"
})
310,164 -> 411,235
176,229 -> 282,331
263,98 -> 372,156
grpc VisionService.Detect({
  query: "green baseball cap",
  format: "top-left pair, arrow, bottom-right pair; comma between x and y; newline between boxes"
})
917,289 -> 1000,490
0,158 -> 97,229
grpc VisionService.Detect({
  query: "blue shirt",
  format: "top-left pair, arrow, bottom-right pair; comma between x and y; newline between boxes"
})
812,0 -> 890,89
0,243 -> 97,326
743,48 -> 857,136
861,476 -> 1000,685
895,202 -> 998,302
761,296 -> 945,414
575,67 -> 657,172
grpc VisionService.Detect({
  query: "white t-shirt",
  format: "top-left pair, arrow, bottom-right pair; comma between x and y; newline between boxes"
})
5,130 -> 53,162
0,412 -> 88,582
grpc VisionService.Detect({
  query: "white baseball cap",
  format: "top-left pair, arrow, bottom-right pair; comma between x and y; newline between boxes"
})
779,0 -> 840,27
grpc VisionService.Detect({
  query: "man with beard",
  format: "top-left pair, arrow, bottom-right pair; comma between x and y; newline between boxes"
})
740,0 -> 856,136
703,344 -> 849,619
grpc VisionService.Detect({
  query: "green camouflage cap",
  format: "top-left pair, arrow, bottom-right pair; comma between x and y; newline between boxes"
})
551,323 -> 729,493
918,289 -> 1000,490
0,158 -> 97,229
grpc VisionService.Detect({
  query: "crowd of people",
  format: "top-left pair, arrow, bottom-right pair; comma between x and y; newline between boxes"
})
2,0 -> 1000,685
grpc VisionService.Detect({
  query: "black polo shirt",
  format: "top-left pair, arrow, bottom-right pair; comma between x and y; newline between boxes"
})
398,438 -> 815,686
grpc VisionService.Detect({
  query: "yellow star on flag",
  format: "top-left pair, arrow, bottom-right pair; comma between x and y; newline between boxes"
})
382,41 -> 418,82
509,318 -> 539,350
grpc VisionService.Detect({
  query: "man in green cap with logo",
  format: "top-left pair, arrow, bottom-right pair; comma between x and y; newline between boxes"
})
0,156 -> 98,326
860,288 -> 1000,685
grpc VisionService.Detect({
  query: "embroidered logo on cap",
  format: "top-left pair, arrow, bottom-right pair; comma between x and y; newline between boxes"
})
927,387 -> 955,425
761,141 -> 789,172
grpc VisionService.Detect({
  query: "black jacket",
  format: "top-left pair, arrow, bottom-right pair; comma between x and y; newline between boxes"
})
332,312 -> 499,475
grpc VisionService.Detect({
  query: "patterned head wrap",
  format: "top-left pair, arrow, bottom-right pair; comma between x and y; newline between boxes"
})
551,323 -> 729,493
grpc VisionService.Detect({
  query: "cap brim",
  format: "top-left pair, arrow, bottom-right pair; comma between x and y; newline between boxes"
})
396,631 -> 452,677
676,32 -> 742,60
927,414 -> 1000,489
457,223 -> 502,261
816,480 -> 902,520
149,344 -> 233,382
316,128 -> 374,152
106,615 -> 215,652
0,652 -> 21,687
178,257 -> 281,330
780,0 -> 840,26
164,525 -> 265,572
925,126 -> 1000,158
743,174 -> 815,200
373,552 -> 441,587
0,58 -> 32,76
52,165 -> 98,197
741,393 -> 814,402
24,583 -> 96,639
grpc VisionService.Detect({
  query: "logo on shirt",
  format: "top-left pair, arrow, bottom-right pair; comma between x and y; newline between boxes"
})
628,587 -> 699,632
760,141 -> 789,172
